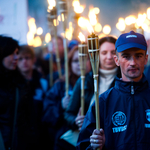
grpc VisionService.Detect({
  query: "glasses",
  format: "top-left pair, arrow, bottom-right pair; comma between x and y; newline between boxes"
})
18,56 -> 32,61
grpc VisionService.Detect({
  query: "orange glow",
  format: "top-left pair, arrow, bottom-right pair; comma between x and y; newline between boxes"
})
72,0 -> 80,7
65,22 -> 74,41
86,20 -> 94,33
103,25 -> 111,35
93,7 -> 100,14
88,8 -> 97,26
125,15 -> 136,25
28,18 -> 37,34
33,36 -> 42,47
98,33 -> 106,39
45,33 -> 51,43
94,23 -> 102,33
78,17 -> 88,28
147,7 -> 150,20
74,5 -> 84,14
47,0 -> 56,11
36,27 -> 43,35
73,0 -> 84,14
116,18 -> 126,31
136,13 -> 146,27
78,32 -> 85,42
61,13 -> 64,22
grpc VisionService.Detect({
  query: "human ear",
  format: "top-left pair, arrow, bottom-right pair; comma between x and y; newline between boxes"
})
144,54 -> 148,65
113,55 -> 120,66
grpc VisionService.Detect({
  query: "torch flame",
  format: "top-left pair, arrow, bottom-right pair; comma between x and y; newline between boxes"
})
78,32 -> 85,42
33,36 -> 42,47
147,7 -> 150,20
37,27 -> 43,35
86,20 -> 94,33
45,33 -> 51,43
116,17 -> 126,31
103,25 -> 111,35
72,0 -> 84,14
47,0 -> 56,11
125,15 -> 136,25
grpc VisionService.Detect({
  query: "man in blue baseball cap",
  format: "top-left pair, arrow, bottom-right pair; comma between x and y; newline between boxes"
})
76,31 -> 150,150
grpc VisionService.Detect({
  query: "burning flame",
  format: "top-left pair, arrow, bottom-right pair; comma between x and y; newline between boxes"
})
94,23 -> 102,33
116,18 -> 126,31
61,14 -> 65,22
37,27 -> 43,35
72,0 -> 84,14
136,13 -> 147,27
28,17 -> 37,34
103,25 -> 111,35
147,7 -> 150,20
93,7 -> 100,14
65,22 -> 74,41
53,19 -> 59,26
78,17 -> 88,29
86,20 -> 94,33
45,33 -> 51,43
125,15 -> 136,25
88,8 -> 97,26
47,0 -> 56,11
78,32 -> 85,42
33,36 -> 42,47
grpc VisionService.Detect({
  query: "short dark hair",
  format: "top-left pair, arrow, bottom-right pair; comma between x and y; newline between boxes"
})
19,45 -> 35,59
0,35 -> 19,60
99,36 -> 117,47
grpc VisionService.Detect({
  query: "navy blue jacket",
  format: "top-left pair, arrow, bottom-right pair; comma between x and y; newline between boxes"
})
77,74 -> 150,150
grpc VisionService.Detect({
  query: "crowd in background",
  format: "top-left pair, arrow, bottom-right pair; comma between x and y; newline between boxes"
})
0,33 -> 150,150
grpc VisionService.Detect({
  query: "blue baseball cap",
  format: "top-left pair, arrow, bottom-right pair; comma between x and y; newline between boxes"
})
115,31 -> 147,52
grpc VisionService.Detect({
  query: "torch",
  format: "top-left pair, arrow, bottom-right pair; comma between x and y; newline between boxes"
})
48,40 -> 53,87
87,30 -> 100,131
78,32 -> 87,116
47,5 -> 62,78
58,0 -> 69,96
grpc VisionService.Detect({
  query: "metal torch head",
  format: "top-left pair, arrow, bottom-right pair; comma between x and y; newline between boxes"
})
87,33 -> 100,74
49,6 -> 57,20
58,0 -> 68,14
78,43 -> 88,75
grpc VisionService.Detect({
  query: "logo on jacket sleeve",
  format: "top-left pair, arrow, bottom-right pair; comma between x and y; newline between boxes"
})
112,111 -> 127,133
145,109 -> 150,128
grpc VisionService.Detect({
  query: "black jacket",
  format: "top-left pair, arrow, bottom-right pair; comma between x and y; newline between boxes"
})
0,65 -> 31,150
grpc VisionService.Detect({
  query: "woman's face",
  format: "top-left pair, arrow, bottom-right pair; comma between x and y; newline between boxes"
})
71,50 -> 81,76
3,48 -> 18,70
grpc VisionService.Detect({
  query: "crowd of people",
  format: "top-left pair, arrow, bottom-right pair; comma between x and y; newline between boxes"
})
0,30 -> 150,150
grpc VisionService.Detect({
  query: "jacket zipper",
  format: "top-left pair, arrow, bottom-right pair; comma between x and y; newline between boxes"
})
131,82 -> 137,150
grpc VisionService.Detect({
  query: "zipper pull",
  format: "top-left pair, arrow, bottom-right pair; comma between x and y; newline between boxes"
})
131,85 -> 134,94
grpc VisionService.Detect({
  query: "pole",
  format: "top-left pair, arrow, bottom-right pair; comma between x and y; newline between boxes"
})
59,0 -> 69,96
88,33 -> 100,150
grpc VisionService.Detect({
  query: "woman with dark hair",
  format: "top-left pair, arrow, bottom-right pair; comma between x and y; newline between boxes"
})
0,35 -> 31,150
42,45 -> 83,149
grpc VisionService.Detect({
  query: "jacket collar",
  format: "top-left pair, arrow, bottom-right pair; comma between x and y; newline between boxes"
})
115,74 -> 149,94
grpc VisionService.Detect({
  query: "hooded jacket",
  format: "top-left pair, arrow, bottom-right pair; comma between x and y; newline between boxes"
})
77,74 -> 150,150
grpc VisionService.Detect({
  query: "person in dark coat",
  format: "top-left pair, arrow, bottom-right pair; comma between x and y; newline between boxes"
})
77,31 -> 150,150
42,45 -> 91,150
0,35 -> 31,150
17,45 -> 48,150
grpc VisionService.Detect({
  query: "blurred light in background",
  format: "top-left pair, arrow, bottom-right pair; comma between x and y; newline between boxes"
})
103,25 -> 111,35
